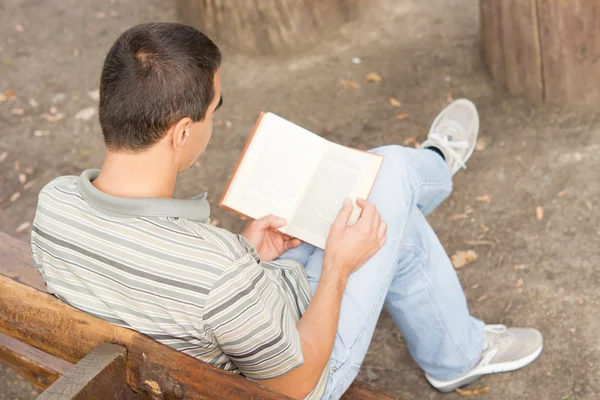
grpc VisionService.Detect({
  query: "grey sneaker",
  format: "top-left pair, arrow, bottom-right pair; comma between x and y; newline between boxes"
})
421,99 -> 480,176
425,324 -> 544,393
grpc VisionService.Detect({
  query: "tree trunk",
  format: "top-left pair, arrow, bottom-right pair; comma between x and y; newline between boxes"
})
480,0 -> 600,104
175,0 -> 368,54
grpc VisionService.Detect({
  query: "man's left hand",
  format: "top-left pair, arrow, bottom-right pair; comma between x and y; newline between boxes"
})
241,215 -> 301,262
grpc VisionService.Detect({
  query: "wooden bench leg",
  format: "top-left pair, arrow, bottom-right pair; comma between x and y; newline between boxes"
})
0,332 -> 72,391
38,343 -> 140,400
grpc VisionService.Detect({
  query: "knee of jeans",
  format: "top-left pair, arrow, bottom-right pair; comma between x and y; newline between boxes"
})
370,146 -> 418,180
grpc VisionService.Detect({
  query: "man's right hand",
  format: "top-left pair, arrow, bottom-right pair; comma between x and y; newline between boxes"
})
324,197 -> 387,277
259,197 -> 386,399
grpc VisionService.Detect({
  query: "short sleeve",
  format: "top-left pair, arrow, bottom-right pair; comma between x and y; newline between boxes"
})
204,252 -> 304,380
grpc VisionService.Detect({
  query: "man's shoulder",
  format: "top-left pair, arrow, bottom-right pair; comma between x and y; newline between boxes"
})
39,175 -> 79,195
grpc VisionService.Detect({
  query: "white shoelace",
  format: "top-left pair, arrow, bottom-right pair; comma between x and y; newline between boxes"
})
427,128 -> 470,170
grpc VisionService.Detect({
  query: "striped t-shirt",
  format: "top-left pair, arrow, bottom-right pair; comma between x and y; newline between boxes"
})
30,170 -> 328,399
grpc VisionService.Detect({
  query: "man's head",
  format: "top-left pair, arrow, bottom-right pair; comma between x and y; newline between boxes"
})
99,23 -> 222,171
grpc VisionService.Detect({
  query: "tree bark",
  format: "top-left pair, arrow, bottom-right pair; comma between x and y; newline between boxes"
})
175,0 -> 368,54
480,0 -> 600,104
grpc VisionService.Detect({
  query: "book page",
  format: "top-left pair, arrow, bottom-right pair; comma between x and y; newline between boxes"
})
287,143 -> 383,248
221,113 -> 327,231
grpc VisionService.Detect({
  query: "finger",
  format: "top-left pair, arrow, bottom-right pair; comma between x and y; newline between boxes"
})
332,198 -> 353,228
377,222 -> 387,240
372,210 -> 381,232
254,214 -> 287,230
280,233 -> 293,241
285,238 -> 301,250
357,200 -> 376,225
356,197 -> 369,209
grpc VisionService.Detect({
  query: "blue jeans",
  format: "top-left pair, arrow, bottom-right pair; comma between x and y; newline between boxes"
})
278,145 -> 485,399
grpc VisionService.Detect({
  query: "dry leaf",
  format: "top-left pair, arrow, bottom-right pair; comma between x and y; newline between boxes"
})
480,224 -> 490,232
402,137 -> 417,146
29,98 -> 38,108
577,297 -> 584,305
24,167 -> 34,175
514,278 -> 524,288
475,137 -> 490,152
558,189 -> 568,197
11,108 -> 24,115
456,387 -> 489,396
341,79 -> 360,89
477,295 -> 488,302
448,208 -> 473,221
41,113 -> 65,123
194,161 -> 202,168
0,93 -> 6,103
504,302 -> 512,313
10,192 -> 21,202
225,120 -> 232,129
23,180 -> 36,190
471,283 -> 480,289
512,264 -> 525,270
0,152 -> 7,163
18,173 -> 27,184
34,130 -> 50,137
446,90 -> 454,104
75,107 -> 97,121
475,194 -> 492,204
49,106 -> 58,114
451,250 -> 478,269
536,206 -> 544,220
395,113 -> 409,121
365,72 -> 382,82
389,97 -> 401,107
4,89 -> 16,102
15,24 -> 24,32
14,160 -> 20,171
16,222 -> 31,233
585,200 -> 593,210
210,219 -> 219,226
569,328 -> 576,334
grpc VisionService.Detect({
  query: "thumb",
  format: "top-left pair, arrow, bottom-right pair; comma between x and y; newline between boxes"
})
333,198 -> 353,228
254,214 -> 286,230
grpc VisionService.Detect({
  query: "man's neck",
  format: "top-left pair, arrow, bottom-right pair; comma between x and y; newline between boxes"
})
92,148 -> 178,199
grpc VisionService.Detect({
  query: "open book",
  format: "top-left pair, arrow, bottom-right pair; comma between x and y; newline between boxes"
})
219,113 -> 384,249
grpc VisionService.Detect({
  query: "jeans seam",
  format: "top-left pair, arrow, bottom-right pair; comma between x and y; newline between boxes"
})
411,249 -> 478,373
344,235 -> 401,358
340,197 -> 412,365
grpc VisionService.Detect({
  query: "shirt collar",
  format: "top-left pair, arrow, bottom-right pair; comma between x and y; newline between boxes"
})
77,169 -> 210,222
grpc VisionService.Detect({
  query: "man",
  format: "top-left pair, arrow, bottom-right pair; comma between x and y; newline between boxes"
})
31,23 -> 543,399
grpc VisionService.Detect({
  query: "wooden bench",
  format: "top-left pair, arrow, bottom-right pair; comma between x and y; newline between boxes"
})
0,231 -> 400,399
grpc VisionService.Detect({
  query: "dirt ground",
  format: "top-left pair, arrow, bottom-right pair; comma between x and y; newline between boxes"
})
1,0 -> 599,399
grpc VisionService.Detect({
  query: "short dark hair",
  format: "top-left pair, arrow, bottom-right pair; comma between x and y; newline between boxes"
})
99,23 -> 221,152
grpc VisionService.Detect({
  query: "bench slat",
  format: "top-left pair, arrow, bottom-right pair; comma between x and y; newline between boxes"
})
38,343 -> 139,400
0,332 -> 72,391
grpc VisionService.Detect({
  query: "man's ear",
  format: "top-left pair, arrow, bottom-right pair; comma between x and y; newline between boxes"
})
171,117 -> 193,150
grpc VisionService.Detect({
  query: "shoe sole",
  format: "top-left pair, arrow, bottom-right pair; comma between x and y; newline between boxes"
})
428,98 -> 479,176
425,343 -> 543,393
